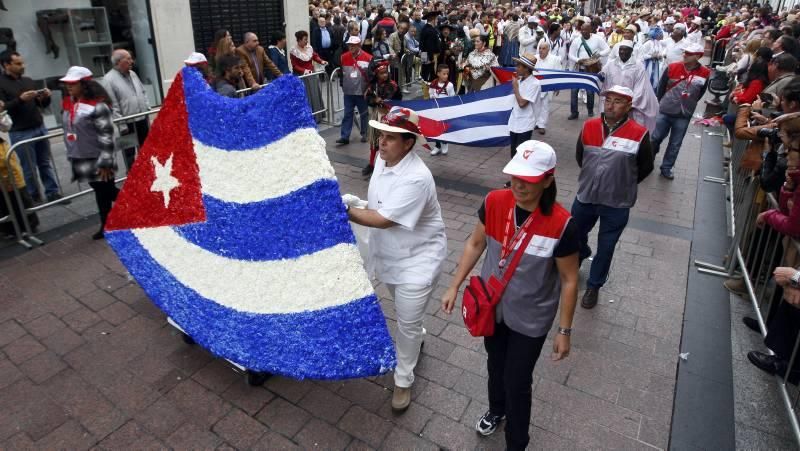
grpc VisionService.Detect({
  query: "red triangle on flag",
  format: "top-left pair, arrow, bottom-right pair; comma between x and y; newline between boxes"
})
105,71 -> 206,231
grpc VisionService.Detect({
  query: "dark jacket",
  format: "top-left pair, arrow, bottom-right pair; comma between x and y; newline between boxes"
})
0,73 -> 50,132
419,23 -> 441,62
311,26 -> 336,53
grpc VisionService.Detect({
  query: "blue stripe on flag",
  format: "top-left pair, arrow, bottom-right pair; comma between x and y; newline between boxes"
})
183,67 -> 317,151
174,178 -> 354,261
105,230 -> 396,379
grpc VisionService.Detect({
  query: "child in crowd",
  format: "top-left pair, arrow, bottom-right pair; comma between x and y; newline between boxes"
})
365,61 -> 401,171
428,64 -> 455,156
0,101 -> 38,237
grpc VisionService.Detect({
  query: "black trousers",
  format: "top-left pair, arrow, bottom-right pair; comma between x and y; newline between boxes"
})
89,180 -> 118,229
485,321 -> 546,451
509,130 -> 533,159
421,62 -> 435,82
123,119 -> 150,171
765,299 -> 800,384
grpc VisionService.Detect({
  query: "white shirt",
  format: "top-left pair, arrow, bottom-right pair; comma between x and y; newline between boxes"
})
519,25 -> 539,55
664,37 -> 686,64
429,80 -> 455,98
367,151 -> 447,285
508,74 -> 541,133
568,34 -> 610,65
686,28 -> 703,47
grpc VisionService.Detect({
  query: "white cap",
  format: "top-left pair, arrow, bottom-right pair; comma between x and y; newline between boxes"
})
692,17 -> 702,25
601,85 -> 634,100
59,66 -> 93,83
684,42 -> 705,54
619,40 -> 634,48
346,35 -> 362,45
735,21 -> 746,28
502,141 -> 557,184
527,15 -> 538,23
674,22 -> 687,30
183,52 -> 208,66
665,16 -> 676,24
625,24 -> 638,32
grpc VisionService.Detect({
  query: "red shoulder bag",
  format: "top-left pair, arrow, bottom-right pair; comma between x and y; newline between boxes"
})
462,208 -> 537,337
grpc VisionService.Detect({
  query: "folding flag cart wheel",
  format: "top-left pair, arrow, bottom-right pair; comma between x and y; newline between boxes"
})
167,317 -> 273,387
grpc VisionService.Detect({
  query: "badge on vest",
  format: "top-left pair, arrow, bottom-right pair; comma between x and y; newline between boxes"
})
602,137 -> 638,154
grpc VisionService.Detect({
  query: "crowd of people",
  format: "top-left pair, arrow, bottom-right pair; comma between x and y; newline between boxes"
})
4,0 -> 800,449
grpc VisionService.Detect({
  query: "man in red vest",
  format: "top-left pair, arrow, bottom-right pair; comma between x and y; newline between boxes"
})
571,85 -> 655,309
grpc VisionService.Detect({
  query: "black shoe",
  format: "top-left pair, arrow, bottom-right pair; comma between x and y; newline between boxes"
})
361,164 -> 374,176
360,135 -> 368,143
47,193 -> 71,205
660,170 -> 674,180
581,288 -> 599,309
588,111 -> 595,117
475,410 -> 505,436
742,316 -> 761,333
567,113 -> 579,120
747,351 -> 787,376
335,138 -> 349,145
92,230 -> 105,240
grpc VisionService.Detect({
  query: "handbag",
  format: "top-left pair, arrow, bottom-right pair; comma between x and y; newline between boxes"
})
462,208 -> 537,337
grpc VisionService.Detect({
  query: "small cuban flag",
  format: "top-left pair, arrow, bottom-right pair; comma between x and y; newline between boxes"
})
105,67 -> 396,380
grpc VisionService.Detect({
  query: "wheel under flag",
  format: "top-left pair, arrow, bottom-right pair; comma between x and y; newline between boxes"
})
104,67 -> 396,380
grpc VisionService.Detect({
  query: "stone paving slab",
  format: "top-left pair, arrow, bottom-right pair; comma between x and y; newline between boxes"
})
0,97 -> 702,450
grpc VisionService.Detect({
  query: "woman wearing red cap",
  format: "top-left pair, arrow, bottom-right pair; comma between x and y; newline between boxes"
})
440,141 -> 579,451
60,66 -> 118,240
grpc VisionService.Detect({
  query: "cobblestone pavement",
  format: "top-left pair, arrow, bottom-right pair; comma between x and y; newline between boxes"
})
0,96 -> 700,449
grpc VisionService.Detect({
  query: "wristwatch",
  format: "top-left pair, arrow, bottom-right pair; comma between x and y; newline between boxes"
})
557,327 -> 572,336
791,271 -> 800,288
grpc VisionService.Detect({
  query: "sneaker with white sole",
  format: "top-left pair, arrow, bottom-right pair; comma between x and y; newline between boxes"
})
430,146 -> 442,156
475,410 -> 505,436
440,143 -> 449,155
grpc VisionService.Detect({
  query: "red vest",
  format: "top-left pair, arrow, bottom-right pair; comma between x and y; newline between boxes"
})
481,189 -> 571,338
577,117 -> 647,208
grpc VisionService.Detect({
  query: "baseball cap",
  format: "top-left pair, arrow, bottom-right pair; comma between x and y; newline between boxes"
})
59,66 -> 93,83
683,43 -> 705,55
601,85 -> 634,100
184,52 -> 208,66
618,40 -> 634,49
346,35 -> 362,45
503,141 -> 557,184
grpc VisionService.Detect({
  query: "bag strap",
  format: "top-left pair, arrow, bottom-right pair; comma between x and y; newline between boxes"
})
499,212 -> 538,285
580,38 -> 593,58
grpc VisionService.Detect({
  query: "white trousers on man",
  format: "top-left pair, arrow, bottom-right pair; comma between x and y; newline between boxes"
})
386,280 -> 436,388
535,93 -> 552,130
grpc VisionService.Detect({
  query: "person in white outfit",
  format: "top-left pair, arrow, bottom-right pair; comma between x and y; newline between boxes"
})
600,40 -> 660,133
638,26 -> 667,90
685,17 -> 704,48
428,64 -> 455,155
664,26 -> 687,65
518,16 -> 540,56
534,41 -> 562,135
345,107 -> 447,413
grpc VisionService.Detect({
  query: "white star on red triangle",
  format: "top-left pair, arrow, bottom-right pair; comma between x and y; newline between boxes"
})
150,154 -> 180,208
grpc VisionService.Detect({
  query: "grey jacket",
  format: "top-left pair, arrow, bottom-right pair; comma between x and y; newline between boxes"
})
62,100 -> 115,168
102,68 -> 150,122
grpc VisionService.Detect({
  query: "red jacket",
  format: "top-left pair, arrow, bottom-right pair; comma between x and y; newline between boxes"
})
764,185 -> 800,237
732,79 -> 766,104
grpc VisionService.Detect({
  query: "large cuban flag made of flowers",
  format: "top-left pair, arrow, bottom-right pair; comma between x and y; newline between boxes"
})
104,67 -> 396,379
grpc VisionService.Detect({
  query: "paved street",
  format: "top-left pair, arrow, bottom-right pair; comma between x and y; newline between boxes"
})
0,94 -> 706,449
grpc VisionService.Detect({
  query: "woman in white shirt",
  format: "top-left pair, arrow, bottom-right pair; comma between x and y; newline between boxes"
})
638,26 -> 667,90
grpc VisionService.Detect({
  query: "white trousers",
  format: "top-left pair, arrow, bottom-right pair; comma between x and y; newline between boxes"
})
536,95 -> 552,129
386,281 -> 436,388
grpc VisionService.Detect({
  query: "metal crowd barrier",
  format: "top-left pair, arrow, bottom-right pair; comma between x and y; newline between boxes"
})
695,133 -> 800,445
2,108 -> 161,248
236,70 -> 335,125
709,37 -> 728,68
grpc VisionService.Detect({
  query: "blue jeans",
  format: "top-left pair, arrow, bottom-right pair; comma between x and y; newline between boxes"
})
650,113 -> 691,174
570,199 -> 630,289
570,89 -> 594,115
340,94 -> 368,141
9,125 -> 59,198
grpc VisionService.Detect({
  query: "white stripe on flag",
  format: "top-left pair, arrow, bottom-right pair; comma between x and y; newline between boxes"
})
435,125 -> 511,144
416,94 -> 514,121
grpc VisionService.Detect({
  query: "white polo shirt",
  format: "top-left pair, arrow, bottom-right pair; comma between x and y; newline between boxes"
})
508,74 -> 541,133
367,150 -> 447,286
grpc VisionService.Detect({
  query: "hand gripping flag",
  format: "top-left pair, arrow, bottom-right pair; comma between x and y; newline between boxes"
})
389,67 -> 600,147
105,67 -> 396,379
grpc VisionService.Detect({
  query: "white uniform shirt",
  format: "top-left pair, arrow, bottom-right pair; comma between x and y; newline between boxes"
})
367,151 -> 447,285
508,74 -> 541,133
568,34 -> 611,66
664,37 -> 687,64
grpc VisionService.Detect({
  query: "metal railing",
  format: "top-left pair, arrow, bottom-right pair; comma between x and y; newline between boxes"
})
2,108 -> 161,248
695,131 -> 800,445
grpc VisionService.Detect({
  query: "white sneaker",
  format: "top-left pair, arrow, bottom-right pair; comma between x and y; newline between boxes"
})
440,143 -> 449,155
430,147 -> 442,156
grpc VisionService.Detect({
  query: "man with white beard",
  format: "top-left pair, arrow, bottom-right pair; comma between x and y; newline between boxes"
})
599,40 -> 659,133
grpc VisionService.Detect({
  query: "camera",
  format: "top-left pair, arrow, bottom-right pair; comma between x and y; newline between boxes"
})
758,127 -> 780,139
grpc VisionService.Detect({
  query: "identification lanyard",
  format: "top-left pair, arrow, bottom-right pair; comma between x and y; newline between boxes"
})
498,206 -> 536,269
